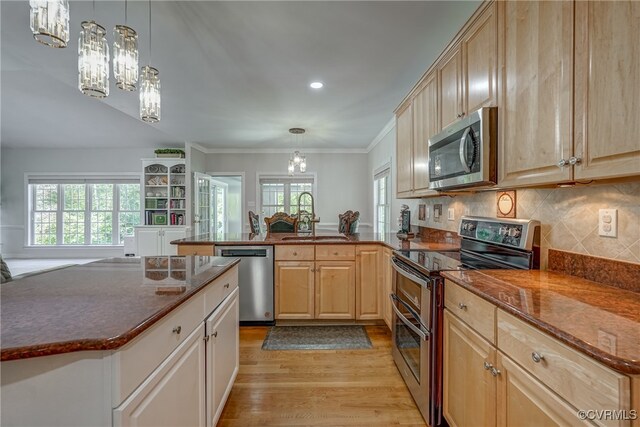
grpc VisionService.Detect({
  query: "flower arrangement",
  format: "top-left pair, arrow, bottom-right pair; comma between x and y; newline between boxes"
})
154,148 -> 185,158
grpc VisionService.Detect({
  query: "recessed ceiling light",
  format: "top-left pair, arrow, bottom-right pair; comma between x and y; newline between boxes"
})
310,81 -> 324,89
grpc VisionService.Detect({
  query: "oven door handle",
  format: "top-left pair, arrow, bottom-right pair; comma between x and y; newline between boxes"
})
390,294 -> 430,341
391,257 -> 429,288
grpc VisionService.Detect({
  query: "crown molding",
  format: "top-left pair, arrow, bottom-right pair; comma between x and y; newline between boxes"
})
192,147 -> 368,154
366,116 -> 396,153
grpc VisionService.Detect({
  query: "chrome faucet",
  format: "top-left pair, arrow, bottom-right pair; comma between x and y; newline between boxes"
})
297,191 -> 319,234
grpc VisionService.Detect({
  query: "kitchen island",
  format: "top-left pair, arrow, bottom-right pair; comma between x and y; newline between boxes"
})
1,256 -> 240,427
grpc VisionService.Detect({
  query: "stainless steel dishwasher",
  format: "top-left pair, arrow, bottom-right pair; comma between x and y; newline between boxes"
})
215,245 -> 274,325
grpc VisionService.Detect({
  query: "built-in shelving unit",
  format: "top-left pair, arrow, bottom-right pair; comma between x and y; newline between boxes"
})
142,159 -> 186,226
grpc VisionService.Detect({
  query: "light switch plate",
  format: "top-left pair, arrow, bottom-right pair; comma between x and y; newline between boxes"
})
598,209 -> 617,237
448,208 -> 455,221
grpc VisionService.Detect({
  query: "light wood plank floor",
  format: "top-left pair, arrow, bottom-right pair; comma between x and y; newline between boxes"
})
218,326 -> 427,427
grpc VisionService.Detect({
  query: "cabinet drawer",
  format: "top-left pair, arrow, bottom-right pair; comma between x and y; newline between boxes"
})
204,266 -> 239,316
497,310 -> 631,421
315,245 -> 355,261
112,291 -> 205,405
177,244 -> 214,256
275,245 -> 314,261
445,279 -> 496,343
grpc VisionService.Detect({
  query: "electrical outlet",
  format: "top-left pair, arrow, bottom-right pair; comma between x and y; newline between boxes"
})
448,208 -> 455,221
598,209 -> 617,237
434,204 -> 442,221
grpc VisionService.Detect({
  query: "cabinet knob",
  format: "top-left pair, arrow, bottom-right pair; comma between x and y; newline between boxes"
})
224,283 -> 230,289
458,302 -> 467,310
192,252 -> 197,256
557,158 -> 568,168
490,367 -> 501,377
483,361 -> 493,370
531,352 -> 545,363
172,326 -> 182,334
333,252 -> 339,256
569,156 -> 582,166
293,251 -> 298,256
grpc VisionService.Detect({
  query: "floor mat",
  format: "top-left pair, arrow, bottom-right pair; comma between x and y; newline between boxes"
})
261,325 -> 373,350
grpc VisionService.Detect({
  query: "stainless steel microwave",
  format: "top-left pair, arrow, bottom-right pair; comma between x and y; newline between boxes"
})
428,107 -> 497,190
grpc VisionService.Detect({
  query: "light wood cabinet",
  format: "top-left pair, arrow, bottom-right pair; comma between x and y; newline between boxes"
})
396,103 -> 413,197
438,45 -> 463,130
355,245 -> 382,320
275,261 -> 315,319
443,310 -> 497,427
462,1 -> 497,114
412,72 -> 439,195
573,0 -> 640,180
315,261 -> 356,319
177,244 -> 214,256
381,247 -> 393,330
498,1 -> 574,187
496,351 -> 592,427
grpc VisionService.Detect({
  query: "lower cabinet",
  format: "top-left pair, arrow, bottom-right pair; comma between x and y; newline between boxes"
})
113,324 -> 207,427
135,226 -> 190,256
355,245 -> 382,320
315,261 -> 356,319
205,287 -> 240,427
381,247 -> 393,330
275,261 -> 315,319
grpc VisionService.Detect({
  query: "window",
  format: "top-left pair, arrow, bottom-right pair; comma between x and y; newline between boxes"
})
259,177 -> 314,218
374,168 -> 391,234
29,179 -> 141,246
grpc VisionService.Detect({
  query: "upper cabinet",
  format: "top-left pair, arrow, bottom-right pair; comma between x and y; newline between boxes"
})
438,45 -> 463,130
412,72 -> 439,195
573,1 -> 640,180
396,102 -> 414,197
498,1 -> 574,187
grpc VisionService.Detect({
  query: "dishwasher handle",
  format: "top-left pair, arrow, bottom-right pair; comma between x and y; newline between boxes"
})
219,249 -> 268,257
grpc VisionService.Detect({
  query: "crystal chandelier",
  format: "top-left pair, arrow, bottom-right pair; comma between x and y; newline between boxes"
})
78,20 -> 109,98
287,128 -> 307,176
140,0 -> 161,123
29,0 -> 70,48
113,1 -> 138,91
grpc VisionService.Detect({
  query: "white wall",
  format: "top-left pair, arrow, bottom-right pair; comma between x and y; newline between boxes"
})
1,147 -> 153,258
205,152 -> 371,231
367,122 -> 419,232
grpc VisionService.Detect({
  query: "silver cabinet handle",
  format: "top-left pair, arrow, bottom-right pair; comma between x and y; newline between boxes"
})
172,326 -> 182,334
224,283 -> 230,289
531,352 -> 545,363
569,156 -> 582,165
490,367 -> 501,377
212,331 -> 218,338
557,159 -> 568,168
458,302 -> 467,310
483,361 -> 492,370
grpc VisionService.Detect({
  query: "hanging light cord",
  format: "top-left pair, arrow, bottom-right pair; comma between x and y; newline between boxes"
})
124,0 -> 128,24
148,0 -> 152,63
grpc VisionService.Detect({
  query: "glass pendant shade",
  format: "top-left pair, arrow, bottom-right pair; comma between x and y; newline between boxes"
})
299,157 -> 307,173
78,21 -> 109,98
288,160 -> 295,176
140,66 -> 161,123
113,25 -> 138,91
30,0 -> 70,48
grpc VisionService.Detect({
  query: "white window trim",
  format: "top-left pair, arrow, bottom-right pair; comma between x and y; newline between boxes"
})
373,161 -> 391,234
24,173 -> 142,248
256,172 -> 318,218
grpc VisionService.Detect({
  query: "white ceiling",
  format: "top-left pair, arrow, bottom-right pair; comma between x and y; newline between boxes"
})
1,1 -> 480,150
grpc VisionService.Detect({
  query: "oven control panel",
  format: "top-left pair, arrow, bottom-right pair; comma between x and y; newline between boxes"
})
460,217 -> 537,250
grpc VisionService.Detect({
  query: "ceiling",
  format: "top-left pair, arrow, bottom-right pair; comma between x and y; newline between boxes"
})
1,1 -> 479,150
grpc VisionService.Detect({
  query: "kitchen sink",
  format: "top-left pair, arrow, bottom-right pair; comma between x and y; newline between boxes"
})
280,235 -> 350,241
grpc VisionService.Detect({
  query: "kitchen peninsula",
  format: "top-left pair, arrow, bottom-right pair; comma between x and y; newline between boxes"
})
1,256 -> 240,427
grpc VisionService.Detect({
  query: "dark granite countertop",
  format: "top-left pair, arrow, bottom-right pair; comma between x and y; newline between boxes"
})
171,232 -> 460,252
441,269 -> 640,374
1,256 -> 240,361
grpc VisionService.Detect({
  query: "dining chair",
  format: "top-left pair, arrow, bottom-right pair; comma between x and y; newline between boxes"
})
248,211 -> 261,234
338,210 -> 360,235
264,212 -> 298,233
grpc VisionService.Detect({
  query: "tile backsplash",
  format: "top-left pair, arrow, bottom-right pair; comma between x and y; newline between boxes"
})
414,182 -> 640,268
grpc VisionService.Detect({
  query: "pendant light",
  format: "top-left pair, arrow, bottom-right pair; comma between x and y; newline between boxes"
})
30,0 -> 70,48
140,0 -> 161,123
113,0 -> 139,91
78,1 -> 109,98
287,128 -> 307,176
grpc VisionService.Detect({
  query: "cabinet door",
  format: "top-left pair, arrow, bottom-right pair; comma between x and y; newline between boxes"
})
443,310 -> 496,427
275,261 -> 315,319
162,228 -> 186,255
462,1 -> 497,113
355,246 -> 381,320
396,103 -> 413,196
382,247 -> 393,330
412,72 -> 440,195
498,1 -> 573,187
574,1 -> 640,180
136,228 -> 161,256
206,288 -> 239,427
315,261 -> 355,320
438,45 -> 463,129
114,324 -> 206,427
496,352 -> 591,427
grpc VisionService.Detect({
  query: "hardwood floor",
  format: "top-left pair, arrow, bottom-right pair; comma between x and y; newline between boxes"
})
218,326 -> 427,427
